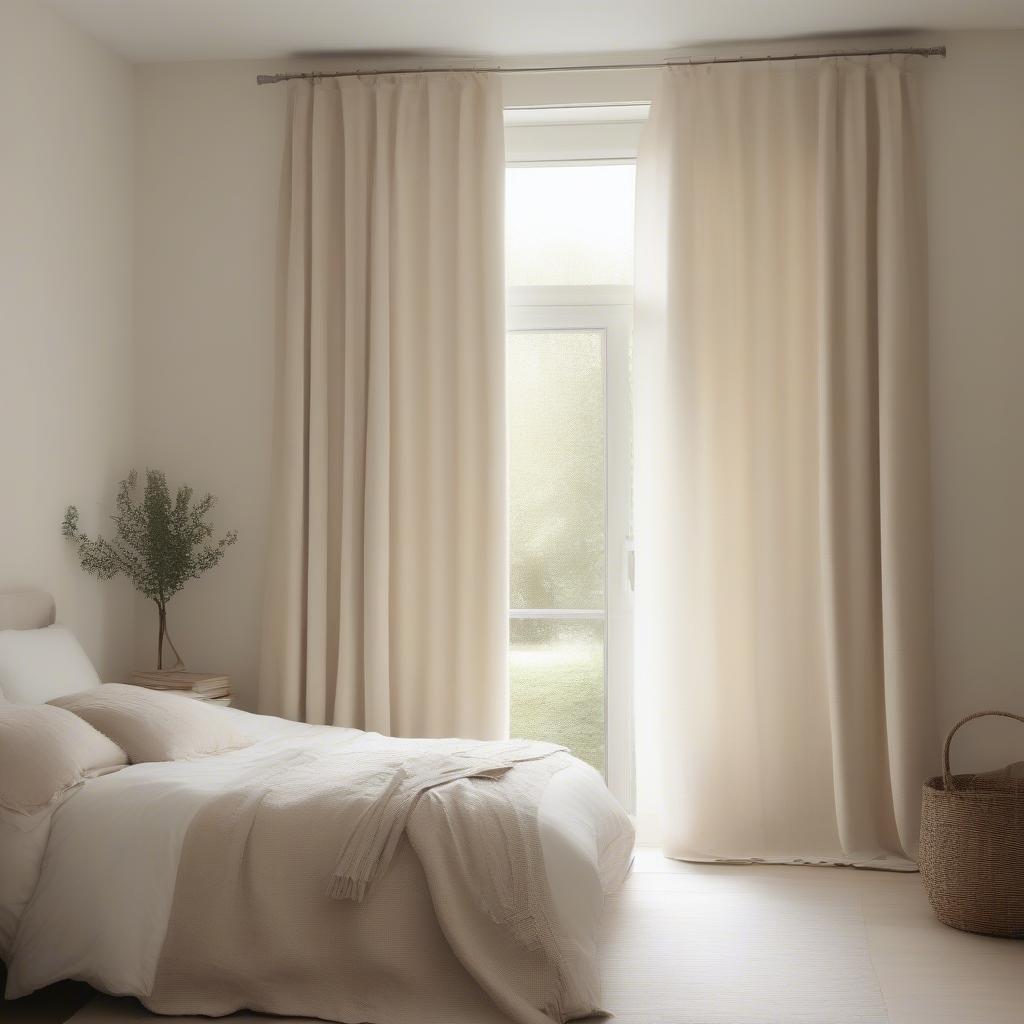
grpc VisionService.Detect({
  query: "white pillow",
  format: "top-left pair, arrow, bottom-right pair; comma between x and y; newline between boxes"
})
0,625 -> 102,704
51,684 -> 253,763
0,702 -> 127,827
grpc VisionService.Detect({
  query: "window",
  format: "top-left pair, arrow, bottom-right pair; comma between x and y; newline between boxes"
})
505,156 -> 636,807
506,164 -> 637,287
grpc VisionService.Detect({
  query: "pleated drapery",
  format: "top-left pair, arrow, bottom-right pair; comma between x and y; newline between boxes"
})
635,58 -> 934,867
260,73 -> 508,739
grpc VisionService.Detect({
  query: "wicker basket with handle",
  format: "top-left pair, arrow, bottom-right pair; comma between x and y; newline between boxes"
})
919,711 -> 1024,938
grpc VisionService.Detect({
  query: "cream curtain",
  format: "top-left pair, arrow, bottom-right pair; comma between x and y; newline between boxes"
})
259,73 -> 507,739
635,58 -> 934,867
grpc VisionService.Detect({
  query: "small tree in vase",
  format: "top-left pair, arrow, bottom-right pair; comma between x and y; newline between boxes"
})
63,469 -> 238,671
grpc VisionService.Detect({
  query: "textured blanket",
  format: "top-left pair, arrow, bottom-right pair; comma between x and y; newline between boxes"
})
6,713 -> 634,1024
329,740 -> 568,902
145,737 -> 597,1023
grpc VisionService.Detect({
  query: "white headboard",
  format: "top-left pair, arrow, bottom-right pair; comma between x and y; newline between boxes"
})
0,590 -> 56,631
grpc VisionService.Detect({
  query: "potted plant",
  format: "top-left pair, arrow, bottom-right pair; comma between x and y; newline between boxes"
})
63,469 -> 237,670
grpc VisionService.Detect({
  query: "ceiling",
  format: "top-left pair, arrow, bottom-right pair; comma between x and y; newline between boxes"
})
45,0 -> 1024,63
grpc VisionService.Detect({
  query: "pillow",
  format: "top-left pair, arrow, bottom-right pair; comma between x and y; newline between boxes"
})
50,684 -> 252,763
0,703 -> 127,828
0,625 -> 102,704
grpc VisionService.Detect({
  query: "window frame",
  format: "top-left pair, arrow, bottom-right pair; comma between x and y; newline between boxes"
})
504,109 -> 643,807
506,288 -> 635,810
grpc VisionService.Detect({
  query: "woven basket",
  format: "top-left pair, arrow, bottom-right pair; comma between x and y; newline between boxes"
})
919,711 -> 1024,938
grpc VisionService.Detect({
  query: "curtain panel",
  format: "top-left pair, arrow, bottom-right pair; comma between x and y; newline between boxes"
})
635,58 -> 934,866
259,73 -> 508,739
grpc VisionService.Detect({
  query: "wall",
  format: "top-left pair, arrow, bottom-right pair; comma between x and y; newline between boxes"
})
0,0 -> 136,680
921,33 -> 1024,769
133,35 -> 1024,766
131,63 -> 280,695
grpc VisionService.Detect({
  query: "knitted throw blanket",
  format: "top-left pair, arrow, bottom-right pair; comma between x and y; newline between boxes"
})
144,735 -> 596,1024
328,740 -> 567,901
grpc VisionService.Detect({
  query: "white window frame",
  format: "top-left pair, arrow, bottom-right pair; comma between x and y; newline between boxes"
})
507,285 -> 635,810
504,106 -> 644,809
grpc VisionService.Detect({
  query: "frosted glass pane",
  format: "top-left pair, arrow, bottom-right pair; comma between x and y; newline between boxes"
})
510,618 -> 605,773
506,165 -> 636,286
508,331 -> 605,610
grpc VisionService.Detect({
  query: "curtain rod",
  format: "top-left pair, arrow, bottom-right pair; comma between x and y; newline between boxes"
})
256,45 -> 945,85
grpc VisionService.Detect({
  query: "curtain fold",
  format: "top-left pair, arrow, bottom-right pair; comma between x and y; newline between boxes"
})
635,58 -> 934,867
260,73 -> 508,740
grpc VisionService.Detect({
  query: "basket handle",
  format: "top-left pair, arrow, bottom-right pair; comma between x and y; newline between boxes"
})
943,710 -> 1024,791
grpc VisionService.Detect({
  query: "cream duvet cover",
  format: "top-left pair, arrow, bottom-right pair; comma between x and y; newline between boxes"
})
4,708 -> 634,1024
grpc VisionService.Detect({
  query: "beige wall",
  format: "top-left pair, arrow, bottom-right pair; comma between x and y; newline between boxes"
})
0,0 -> 136,680
132,34 -> 1024,766
921,33 -> 1024,769
131,63 -> 280,693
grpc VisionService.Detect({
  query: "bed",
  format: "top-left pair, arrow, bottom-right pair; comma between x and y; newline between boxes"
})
0,590 -> 634,1024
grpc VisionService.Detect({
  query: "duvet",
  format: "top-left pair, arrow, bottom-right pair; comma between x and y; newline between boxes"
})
4,708 -> 634,1024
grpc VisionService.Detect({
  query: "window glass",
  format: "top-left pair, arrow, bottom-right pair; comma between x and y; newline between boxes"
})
508,330 -> 605,610
505,159 -> 635,782
510,618 -> 605,773
506,165 -> 636,287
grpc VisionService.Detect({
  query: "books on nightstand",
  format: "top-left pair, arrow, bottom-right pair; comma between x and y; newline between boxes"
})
129,670 -> 231,705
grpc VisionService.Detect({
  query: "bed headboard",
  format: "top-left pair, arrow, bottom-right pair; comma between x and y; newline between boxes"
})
0,589 -> 56,630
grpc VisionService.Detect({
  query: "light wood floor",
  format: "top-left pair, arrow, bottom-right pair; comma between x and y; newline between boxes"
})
5,848 -> 1022,1024
598,849 -> 1023,1024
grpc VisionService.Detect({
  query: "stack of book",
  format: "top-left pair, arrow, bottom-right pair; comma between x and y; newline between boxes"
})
129,670 -> 231,705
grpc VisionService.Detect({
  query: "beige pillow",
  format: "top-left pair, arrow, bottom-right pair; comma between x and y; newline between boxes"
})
50,683 -> 252,763
0,702 -> 127,827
